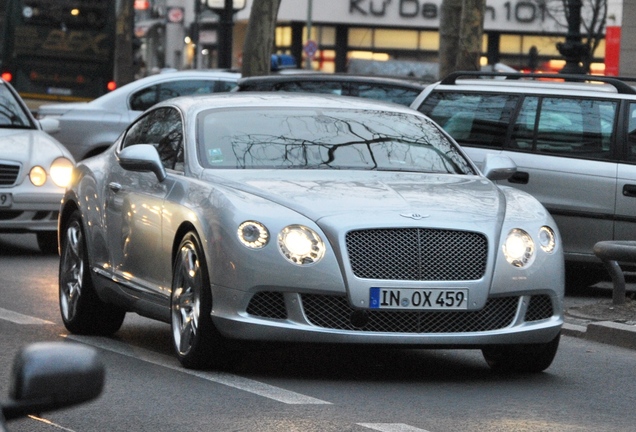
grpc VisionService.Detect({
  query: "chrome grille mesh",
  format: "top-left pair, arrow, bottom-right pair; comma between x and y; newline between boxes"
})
524,295 -> 554,322
0,163 -> 20,186
301,294 -> 519,333
346,228 -> 488,281
246,292 -> 287,319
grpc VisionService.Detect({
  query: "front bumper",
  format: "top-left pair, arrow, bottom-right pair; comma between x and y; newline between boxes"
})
211,288 -> 563,346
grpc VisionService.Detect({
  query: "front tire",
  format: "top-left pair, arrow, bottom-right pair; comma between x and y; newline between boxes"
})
59,210 -> 125,335
482,333 -> 560,374
171,232 -> 226,369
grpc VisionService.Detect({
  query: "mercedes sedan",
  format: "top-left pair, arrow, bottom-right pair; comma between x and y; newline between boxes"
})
0,78 -> 74,253
58,93 -> 564,373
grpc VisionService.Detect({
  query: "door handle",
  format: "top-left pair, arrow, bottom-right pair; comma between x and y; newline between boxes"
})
108,182 -> 122,193
508,171 -> 529,184
622,184 -> 636,197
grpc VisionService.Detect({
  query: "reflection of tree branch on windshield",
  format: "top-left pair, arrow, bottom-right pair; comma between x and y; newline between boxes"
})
212,111 -> 473,174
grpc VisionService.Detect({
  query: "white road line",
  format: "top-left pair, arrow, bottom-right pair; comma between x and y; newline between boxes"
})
0,307 -> 54,325
65,334 -> 331,405
358,424 -> 432,432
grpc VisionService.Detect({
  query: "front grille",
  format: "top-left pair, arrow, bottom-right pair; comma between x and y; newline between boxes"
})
246,292 -> 287,319
346,228 -> 488,281
525,295 -> 554,321
0,163 -> 20,186
301,294 -> 519,333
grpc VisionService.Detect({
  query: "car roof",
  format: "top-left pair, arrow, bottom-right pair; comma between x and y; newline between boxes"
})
159,92 -> 424,115
426,71 -> 636,97
92,69 -> 241,106
237,73 -> 428,89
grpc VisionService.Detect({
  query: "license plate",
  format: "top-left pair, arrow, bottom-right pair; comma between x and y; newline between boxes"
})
0,193 -> 12,207
369,287 -> 468,310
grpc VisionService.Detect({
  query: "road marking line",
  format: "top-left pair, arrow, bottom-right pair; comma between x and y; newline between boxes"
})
357,424 -> 432,432
65,334 -> 331,405
0,307 -> 54,325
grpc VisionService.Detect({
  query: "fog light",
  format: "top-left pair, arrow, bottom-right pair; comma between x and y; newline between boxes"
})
29,166 -> 47,186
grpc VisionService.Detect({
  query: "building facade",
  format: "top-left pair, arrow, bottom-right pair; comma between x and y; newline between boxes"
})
136,0 -> 629,78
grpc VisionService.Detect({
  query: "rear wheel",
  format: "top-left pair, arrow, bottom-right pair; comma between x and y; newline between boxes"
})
37,231 -> 58,254
171,232 -> 226,369
59,210 -> 125,335
482,333 -> 560,374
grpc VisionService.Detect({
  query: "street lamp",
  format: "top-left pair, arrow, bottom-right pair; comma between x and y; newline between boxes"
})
557,0 -> 590,74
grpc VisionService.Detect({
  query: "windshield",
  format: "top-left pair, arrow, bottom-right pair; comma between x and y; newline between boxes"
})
0,84 -> 33,129
197,108 -> 474,174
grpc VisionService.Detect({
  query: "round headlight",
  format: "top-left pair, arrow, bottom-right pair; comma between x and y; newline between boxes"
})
50,157 -> 74,188
29,166 -> 47,186
237,221 -> 269,249
538,226 -> 556,253
503,228 -> 535,268
278,225 -> 325,265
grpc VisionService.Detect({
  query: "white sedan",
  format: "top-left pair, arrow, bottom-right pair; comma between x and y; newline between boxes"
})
58,93 -> 564,373
38,70 -> 240,161
0,78 -> 74,253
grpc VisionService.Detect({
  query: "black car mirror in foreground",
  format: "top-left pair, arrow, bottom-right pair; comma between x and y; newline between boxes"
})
1,342 -> 104,425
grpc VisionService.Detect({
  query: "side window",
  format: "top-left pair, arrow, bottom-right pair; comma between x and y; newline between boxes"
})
513,97 -> 615,160
122,107 -> 184,171
627,102 -> 636,162
277,81 -> 343,95
354,84 -> 421,106
418,92 -> 517,149
157,80 -> 217,104
129,85 -> 158,111
215,80 -> 238,92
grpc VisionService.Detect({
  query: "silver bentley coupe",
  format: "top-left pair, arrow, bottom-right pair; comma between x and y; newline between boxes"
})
58,93 -> 564,373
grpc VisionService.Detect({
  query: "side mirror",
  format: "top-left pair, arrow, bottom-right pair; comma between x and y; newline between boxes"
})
39,118 -> 60,134
2,342 -> 104,421
482,154 -> 517,181
118,144 -> 167,182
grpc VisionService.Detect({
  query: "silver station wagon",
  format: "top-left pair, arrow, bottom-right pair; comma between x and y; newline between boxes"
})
411,72 -> 636,288
58,93 -> 564,373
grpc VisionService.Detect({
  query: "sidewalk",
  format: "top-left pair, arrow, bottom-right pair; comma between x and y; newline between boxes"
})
563,281 -> 636,350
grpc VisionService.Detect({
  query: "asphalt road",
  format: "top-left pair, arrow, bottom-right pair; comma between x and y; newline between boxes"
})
2,233 -> 636,432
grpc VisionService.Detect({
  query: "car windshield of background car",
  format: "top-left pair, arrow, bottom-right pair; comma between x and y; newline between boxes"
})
0,85 -> 32,128
197,108 -> 474,174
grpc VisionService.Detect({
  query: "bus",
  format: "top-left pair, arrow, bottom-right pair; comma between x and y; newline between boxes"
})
1,0 -> 116,101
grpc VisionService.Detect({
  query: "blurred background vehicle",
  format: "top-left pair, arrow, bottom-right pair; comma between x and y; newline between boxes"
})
235,73 -> 427,106
411,71 -> 636,288
0,78 -> 74,254
37,70 -> 240,161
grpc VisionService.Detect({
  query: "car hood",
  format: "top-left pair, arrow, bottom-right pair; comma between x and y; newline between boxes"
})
0,128 -> 72,163
201,170 -> 503,225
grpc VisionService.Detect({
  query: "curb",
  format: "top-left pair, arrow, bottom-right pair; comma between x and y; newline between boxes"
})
563,321 -> 636,350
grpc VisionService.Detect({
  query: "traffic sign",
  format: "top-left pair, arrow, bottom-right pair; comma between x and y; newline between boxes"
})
304,40 -> 318,58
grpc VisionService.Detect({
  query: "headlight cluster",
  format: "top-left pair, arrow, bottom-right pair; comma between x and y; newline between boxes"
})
503,226 -> 556,268
237,221 -> 326,266
29,157 -> 74,188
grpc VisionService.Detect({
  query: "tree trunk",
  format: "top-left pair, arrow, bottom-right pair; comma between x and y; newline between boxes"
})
439,0 -> 485,78
455,0 -> 486,72
241,0 -> 282,77
438,0 -> 463,79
